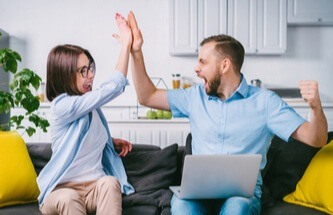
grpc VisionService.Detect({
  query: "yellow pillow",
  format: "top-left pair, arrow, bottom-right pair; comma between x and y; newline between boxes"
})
0,131 -> 40,207
283,140 -> 333,214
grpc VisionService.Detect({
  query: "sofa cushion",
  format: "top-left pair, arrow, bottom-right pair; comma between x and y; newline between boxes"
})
263,136 -> 321,200
160,206 -> 171,215
0,203 -> 41,215
122,144 -> 178,207
123,205 -> 160,215
283,140 -> 333,214
0,131 -> 40,208
261,200 -> 327,215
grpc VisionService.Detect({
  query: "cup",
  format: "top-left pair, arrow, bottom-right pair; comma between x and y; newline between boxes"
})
182,77 -> 192,89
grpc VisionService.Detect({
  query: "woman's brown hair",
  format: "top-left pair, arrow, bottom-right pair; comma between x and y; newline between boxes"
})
46,44 -> 94,101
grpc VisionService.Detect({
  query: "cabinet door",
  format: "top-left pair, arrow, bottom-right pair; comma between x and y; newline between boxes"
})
228,0 -> 257,54
169,0 -> 198,56
257,0 -> 287,54
198,0 -> 227,45
288,0 -> 333,25
228,0 -> 286,54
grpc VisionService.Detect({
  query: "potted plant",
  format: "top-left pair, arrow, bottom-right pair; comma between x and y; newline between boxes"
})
0,30 -> 49,137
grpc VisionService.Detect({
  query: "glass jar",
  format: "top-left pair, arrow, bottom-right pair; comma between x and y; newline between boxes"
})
182,77 -> 192,89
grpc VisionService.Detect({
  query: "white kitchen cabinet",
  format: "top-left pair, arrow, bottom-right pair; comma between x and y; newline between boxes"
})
169,0 -> 198,55
288,0 -> 333,25
12,104 -> 333,145
197,0 -> 228,44
228,0 -> 257,53
169,0 -> 229,56
107,119 -> 191,148
228,0 -> 286,54
170,0 -> 287,55
256,0 -> 287,54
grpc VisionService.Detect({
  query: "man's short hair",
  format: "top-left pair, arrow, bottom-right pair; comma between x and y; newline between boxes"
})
200,34 -> 245,73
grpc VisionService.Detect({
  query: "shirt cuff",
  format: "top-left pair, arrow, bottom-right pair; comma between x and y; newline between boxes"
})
110,70 -> 129,87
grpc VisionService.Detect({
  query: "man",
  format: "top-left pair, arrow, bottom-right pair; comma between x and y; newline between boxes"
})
127,12 -> 327,215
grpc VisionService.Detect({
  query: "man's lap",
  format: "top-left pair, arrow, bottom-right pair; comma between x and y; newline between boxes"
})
170,194 -> 261,215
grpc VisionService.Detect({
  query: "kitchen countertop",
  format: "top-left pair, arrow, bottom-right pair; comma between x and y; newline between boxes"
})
38,101 -> 333,108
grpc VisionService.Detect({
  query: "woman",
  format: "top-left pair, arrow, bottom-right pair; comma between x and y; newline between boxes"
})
37,13 -> 134,215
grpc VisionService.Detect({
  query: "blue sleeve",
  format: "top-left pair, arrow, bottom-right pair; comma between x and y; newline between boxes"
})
266,92 -> 306,142
52,71 -> 128,124
167,88 -> 191,118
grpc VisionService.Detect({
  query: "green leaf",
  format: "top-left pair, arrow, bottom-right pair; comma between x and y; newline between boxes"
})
28,114 -> 39,127
26,127 -> 36,137
10,115 -> 24,127
39,118 -> 50,132
3,57 -> 18,73
0,91 -> 14,114
21,96 -> 40,113
12,51 -> 22,62
0,49 -> 21,74
31,73 -> 41,90
9,79 -> 18,91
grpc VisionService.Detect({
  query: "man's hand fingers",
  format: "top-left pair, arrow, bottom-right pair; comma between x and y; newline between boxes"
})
128,11 -> 139,30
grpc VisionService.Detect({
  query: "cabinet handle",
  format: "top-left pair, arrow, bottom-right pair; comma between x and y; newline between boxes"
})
317,17 -> 322,22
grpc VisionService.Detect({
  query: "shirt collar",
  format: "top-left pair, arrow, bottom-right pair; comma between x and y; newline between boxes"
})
208,73 -> 249,101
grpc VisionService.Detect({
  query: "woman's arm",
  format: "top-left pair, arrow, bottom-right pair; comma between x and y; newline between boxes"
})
113,13 -> 132,78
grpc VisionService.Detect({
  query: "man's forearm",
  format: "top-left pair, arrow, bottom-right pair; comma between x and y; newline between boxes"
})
293,106 -> 328,147
308,106 -> 328,146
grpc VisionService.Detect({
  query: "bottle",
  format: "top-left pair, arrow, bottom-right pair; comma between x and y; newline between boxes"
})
251,79 -> 261,88
172,74 -> 181,89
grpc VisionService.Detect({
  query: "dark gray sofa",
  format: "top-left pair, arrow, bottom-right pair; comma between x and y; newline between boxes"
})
1,132 -> 332,215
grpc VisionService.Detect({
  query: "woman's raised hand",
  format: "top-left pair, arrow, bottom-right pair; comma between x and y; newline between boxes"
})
113,13 -> 132,48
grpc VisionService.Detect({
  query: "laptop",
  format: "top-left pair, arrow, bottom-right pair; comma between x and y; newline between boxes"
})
169,154 -> 262,199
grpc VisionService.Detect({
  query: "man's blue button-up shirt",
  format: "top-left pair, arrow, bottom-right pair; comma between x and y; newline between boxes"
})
167,75 -> 305,173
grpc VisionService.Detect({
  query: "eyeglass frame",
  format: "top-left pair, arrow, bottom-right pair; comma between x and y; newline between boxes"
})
77,63 -> 96,78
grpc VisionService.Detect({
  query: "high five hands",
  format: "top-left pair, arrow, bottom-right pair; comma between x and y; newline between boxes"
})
113,11 -> 143,53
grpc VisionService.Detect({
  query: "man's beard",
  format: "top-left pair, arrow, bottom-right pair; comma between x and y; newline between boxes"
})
206,71 -> 221,97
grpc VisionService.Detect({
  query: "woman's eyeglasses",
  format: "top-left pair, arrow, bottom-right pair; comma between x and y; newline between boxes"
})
77,63 -> 95,78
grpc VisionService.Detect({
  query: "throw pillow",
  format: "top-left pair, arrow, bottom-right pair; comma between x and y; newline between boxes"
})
263,136 -> 321,200
122,143 -> 178,208
283,140 -> 333,214
0,131 -> 40,208
122,143 -> 178,192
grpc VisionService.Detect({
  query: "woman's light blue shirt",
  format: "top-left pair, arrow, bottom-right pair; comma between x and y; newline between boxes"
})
37,71 -> 134,206
167,75 -> 305,188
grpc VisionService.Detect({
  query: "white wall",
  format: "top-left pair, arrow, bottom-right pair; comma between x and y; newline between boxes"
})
1,0 -> 332,105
